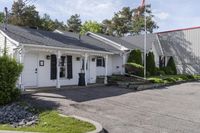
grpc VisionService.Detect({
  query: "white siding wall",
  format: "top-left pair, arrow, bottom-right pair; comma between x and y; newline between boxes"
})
0,32 -> 17,57
96,55 -> 112,76
160,28 -> 200,74
0,33 -> 4,56
22,51 -> 83,88
112,54 -> 123,75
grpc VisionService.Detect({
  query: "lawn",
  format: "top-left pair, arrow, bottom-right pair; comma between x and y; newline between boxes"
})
0,111 -> 95,133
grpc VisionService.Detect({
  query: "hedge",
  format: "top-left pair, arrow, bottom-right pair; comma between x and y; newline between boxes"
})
0,56 -> 23,105
148,75 -> 200,84
125,63 -> 144,77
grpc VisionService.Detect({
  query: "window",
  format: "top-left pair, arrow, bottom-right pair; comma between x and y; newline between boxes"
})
60,56 -> 66,78
96,57 -> 105,67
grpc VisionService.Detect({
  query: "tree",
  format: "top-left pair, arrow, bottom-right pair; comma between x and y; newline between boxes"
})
102,5 -> 158,36
127,49 -> 142,65
9,2 -> 40,27
40,14 -> 56,31
80,21 -> 102,34
166,57 -> 177,75
67,14 -> 82,33
0,12 -> 4,23
131,5 -> 158,35
146,52 -> 156,75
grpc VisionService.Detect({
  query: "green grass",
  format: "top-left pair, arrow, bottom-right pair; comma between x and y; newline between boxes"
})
0,111 -> 95,133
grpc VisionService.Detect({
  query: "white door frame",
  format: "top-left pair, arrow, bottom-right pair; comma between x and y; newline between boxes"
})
23,52 -> 39,88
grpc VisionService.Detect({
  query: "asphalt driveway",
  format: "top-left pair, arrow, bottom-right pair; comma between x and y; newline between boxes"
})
26,82 -> 200,133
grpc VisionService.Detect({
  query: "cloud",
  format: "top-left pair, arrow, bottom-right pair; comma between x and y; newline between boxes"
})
34,0 -> 123,22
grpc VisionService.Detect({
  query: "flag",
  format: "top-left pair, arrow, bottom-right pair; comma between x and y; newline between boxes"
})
141,0 -> 145,7
137,0 -> 145,16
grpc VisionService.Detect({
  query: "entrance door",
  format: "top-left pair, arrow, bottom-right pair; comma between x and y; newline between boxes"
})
23,53 -> 38,88
88,56 -> 96,83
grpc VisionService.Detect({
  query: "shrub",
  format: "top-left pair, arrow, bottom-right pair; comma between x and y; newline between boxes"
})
146,52 -> 156,76
155,67 -> 166,76
148,78 -> 164,84
125,63 -> 144,77
127,49 -> 142,65
166,57 -> 177,75
0,56 -> 23,105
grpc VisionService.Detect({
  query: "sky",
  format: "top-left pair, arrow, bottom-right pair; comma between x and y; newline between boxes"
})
0,0 -> 200,32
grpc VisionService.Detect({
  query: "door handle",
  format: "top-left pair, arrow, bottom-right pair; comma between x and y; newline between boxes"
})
35,68 -> 38,74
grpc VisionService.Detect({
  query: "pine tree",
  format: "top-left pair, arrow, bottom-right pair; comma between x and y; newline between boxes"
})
67,14 -> 82,33
146,52 -> 156,76
167,57 -> 177,75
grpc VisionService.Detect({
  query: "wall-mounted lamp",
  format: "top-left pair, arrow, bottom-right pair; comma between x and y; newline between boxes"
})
46,55 -> 51,60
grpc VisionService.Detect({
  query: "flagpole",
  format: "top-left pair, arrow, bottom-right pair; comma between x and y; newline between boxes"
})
144,0 -> 147,79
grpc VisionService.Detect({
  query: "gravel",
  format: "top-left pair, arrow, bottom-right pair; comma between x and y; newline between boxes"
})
0,103 -> 38,127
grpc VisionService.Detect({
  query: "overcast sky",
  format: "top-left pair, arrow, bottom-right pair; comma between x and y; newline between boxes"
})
0,0 -> 199,32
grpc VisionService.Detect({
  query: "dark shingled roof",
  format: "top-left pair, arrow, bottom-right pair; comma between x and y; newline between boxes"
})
96,33 -> 142,50
0,24 -> 120,53
62,32 -> 121,53
121,34 -> 159,52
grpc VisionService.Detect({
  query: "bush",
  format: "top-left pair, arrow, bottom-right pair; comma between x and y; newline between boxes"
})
155,67 -> 166,76
0,56 -> 23,105
127,49 -> 142,65
125,63 -> 144,77
146,52 -> 156,76
166,57 -> 177,75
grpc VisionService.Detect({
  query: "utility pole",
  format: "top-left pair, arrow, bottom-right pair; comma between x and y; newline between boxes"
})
144,0 -> 147,79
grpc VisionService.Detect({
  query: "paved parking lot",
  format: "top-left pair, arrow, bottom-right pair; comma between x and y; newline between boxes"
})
27,82 -> 200,133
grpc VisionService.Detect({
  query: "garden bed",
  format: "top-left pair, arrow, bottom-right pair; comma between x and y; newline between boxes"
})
0,103 -> 95,133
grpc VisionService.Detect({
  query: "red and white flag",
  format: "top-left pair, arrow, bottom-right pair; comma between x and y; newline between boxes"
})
141,0 -> 145,7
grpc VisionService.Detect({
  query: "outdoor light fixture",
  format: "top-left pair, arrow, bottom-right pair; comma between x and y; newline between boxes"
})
46,55 -> 51,60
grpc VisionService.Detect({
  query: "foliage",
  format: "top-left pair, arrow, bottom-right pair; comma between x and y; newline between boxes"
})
0,111 -> 95,133
39,14 -> 67,31
131,5 -> 158,35
166,57 -> 177,75
0,12 -> 4,23
80,21 -> 102,34
148,75 -> 200,84
8,2 -> 66,31
125,63 -> 144,77
127,49 -> 142,65
67,14 -> 82,33
0,56 -> 23,105
146,52 -> 156,76
102,5 -> 158,36
9,2 -> 40,27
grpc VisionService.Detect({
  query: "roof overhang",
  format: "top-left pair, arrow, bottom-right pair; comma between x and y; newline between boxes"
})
86,32 -> 129,51
22,43 -> 114,55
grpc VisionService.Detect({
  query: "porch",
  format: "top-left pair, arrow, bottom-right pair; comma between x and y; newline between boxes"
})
17,45 -> 112,90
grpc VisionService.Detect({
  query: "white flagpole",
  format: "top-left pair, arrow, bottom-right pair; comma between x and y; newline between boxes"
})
144,1 -> 147,79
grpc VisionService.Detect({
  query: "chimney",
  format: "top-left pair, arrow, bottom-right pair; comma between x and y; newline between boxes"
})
3,7 -> 8,31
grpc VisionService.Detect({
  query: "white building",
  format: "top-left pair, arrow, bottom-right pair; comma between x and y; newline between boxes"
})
0,25 -> 132,89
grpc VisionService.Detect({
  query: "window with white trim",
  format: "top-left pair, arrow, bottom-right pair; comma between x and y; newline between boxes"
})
96,57 -> 105,67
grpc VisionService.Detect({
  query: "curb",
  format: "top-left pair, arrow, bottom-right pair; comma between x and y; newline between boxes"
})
59,114 -> 104,133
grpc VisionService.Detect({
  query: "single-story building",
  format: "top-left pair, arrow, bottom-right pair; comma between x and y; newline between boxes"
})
0,24 -> 134,89
0,24 -> 199,89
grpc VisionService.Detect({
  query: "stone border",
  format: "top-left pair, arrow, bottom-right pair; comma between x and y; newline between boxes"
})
117,80 -> 200,91
59,114 -> 104,133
